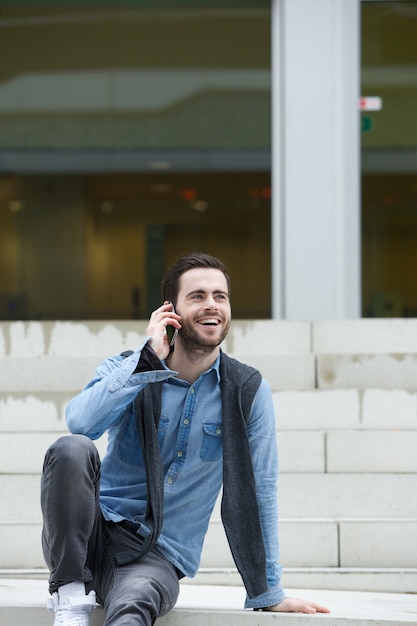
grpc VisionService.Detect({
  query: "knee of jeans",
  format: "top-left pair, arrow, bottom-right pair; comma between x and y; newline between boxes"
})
109,576 -> 178,619
44,434 -> 98,469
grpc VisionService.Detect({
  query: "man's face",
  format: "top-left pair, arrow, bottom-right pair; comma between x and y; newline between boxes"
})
175,267 -> 231,350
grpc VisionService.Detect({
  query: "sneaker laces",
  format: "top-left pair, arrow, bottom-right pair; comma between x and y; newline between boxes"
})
52,605 -> 91,626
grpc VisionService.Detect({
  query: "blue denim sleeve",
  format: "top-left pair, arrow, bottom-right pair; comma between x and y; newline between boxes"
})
244,378 -> 286,609
65,337 -> 177,439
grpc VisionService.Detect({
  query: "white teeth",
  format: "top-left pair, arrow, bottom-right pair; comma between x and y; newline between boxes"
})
199,318 -> 218,326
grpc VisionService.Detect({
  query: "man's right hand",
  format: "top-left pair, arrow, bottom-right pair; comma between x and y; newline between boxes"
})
145,302 -> 181,361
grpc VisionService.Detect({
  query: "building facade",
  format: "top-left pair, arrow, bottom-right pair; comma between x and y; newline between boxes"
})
0,1 -> 415,321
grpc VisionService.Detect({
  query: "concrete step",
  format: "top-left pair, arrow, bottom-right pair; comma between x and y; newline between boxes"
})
2,567 -> 417,595
0,579 -> 416,626
190,568 -> 417,595
0,353 -> 316,392
4,319 -> 417,357
3,430 -> 417,474
3,517 -> 417,571
2,471 -> 417,571
5,350 -> 417,392
203,517 -> 417,569
3,472 -> 417,522
0,320 -> 310,359
3,319 -> 417,393
4,319 -> 417,356
3,388 -> 417,434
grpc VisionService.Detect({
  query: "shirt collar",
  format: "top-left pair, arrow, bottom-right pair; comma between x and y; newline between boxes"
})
211,351 -> 221,383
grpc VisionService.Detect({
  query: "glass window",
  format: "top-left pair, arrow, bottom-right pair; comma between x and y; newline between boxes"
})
0,5 -> 270,320
361,1 -> 417,317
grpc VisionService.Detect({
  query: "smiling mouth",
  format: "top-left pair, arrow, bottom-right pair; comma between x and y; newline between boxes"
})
197,318 -> 220,326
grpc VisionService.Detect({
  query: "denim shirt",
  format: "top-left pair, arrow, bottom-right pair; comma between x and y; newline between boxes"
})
66,339 -> 285,608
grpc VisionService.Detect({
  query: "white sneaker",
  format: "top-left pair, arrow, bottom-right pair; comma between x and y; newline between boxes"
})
47,590 -> 96,626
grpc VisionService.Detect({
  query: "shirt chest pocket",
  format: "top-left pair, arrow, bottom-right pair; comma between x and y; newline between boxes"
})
117,415 -> 142,466
117,414 -> 169,466
200,422 -> 223,462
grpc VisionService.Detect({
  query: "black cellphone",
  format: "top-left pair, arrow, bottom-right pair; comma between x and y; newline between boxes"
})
166,303 -> 179,347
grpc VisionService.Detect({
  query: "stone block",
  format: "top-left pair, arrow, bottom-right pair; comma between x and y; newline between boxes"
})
274,390 -> 360,430
327,431 -> 417,473
278,519 -> 339,567
0,475 -> 42,523
279,474 -> 417,518
0,356 -> 104,392
201,518 -> 338,568
236,354 -> 315,391
340,519 -> 417,568
313,319 -> 417,354
0,321 -> 148,357
0,523 -> 44,569
0,322 -> 46,357
317,354 -> 417,391
47,321 -> 147,357
0,392 -> 71,432
278,432 -> 325,473
211,473 -> 417,519
0,320 -> 311,358
281,569 -> 417,594
223,320 -> 311,355
362,390 -> 417,429
0,353 -> 314,395
0,433 -> 107,474
200,521 -> 234,568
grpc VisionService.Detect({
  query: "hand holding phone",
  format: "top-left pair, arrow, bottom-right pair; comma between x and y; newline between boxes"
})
166,303 -> 179,347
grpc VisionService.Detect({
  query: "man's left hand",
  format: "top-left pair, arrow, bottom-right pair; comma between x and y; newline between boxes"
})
262,596 -> 330,614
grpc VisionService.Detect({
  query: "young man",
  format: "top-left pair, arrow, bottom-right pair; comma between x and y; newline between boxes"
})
41,253 -> 330,625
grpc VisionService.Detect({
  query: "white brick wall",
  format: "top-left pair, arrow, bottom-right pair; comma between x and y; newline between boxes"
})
274,390 -> 360,430
278,432 -> 325,473
279,474 -> 417,518
0,321 -> 148,357
313,319 -> 417,354
201,519 -> 339,569
0,392 -> 70,431
222,320 -> 311,355
317,354 -> 417,391
362,390 -> 417,429
327,431 -> 417,473
235,354 -> 316,390
0,523 -> 43,569
0,433 -> 107,474
339,519 -> 417,568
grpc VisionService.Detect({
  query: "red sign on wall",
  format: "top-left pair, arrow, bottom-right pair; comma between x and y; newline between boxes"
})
360,97 -> 382,111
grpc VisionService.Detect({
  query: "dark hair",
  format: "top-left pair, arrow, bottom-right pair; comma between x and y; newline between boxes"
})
162,252 -> 230,305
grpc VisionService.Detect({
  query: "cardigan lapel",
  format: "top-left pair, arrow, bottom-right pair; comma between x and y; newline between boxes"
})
220,353 -> 267,599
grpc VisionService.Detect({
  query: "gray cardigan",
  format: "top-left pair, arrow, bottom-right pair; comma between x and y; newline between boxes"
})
132,350 -> 268,599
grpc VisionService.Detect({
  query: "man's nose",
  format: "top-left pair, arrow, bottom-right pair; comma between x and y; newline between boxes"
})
204,296 -> 218,308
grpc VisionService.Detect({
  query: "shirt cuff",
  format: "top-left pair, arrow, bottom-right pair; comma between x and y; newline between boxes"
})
107,338 -> 176,392
244,584 -> 286,610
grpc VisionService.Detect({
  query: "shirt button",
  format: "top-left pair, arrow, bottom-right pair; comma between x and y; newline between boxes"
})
183,419 -> 189,425
177,451 -> 183,457
190,388 -> 195,394
167,477 -> 173,484
216,428 -> 222,435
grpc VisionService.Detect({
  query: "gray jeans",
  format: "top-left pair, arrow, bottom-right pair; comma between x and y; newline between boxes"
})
41,435 -> 180,626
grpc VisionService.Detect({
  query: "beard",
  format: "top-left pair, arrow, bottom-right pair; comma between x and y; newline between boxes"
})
178,317 -> 230,356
